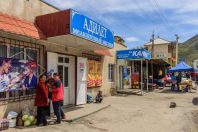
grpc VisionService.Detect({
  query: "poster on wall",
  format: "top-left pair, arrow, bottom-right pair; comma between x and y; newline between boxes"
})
87,60 -> 95,88
95,61 -> 102,87
131,72 -> 140,89
122,67 -> 131,89
0,57 -> 37,92
87,60 -> 103,88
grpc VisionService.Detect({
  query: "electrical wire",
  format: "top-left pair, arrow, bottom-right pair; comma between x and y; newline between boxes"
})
146,0 -> 175,34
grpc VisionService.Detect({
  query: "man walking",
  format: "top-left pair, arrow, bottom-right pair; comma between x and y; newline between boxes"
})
50,73 -> 65,124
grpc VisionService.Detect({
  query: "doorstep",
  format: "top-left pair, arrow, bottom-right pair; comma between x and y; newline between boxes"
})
63,103 -> 111,122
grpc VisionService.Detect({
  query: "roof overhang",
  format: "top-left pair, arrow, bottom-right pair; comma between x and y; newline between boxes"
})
47,34 -> 111,50
150,59 -> 170,66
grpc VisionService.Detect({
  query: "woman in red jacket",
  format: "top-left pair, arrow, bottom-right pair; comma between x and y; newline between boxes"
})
34,74 -> 48,126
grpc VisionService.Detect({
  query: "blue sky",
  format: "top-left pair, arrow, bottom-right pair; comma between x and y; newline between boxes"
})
44,0 -> 198,49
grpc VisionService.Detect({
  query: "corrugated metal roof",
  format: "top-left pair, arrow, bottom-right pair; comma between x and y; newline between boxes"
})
0,12 -> 46,39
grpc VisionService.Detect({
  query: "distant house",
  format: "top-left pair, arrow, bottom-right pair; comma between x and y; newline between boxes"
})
144,37 -> 176,66
193,59 -> 198,71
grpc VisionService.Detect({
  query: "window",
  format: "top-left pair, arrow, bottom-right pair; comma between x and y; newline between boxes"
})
10,46 -> 24,59
0,37 -> 45,103
58,57 -> 64,63
108,64 -> 115,82
65,58 -> 69,63
0,45 -> 7,57
26,49 -> 37,60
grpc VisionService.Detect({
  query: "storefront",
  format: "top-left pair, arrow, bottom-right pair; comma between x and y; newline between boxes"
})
116,49 -> 151,94
36,9 -> 114,105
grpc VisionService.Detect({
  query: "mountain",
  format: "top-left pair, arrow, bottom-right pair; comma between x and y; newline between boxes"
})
179,34 -> 198,65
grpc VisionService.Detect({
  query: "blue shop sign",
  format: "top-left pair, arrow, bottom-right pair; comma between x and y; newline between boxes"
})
70,9 -> 114,49
117,49 -> 151,60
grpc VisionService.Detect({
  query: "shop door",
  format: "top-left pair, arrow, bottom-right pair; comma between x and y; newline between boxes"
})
76,57 -> 87,105
58,65 -> 70,105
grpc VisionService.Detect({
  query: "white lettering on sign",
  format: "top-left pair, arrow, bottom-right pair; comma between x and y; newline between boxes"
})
130,51 -> 143,57
83,18 -> 107,38
72,28 -> 113,48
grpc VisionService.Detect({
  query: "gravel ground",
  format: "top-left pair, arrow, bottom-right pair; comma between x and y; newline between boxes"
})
5,89 -> 198,132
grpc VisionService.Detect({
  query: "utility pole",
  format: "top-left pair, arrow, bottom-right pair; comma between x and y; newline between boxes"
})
150,32 -> 155,87
151,32 -> 155,58
175,34 -> 179,65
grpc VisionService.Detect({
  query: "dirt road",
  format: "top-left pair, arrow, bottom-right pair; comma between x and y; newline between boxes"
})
6,89 -> 198,132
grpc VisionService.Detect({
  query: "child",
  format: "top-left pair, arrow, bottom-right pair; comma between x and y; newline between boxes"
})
96,91 -> 103,103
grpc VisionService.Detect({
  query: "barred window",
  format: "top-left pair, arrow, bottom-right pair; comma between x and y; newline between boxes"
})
0,45 -> 7,57
10,46 -> 24,59
0,37 -> 45,104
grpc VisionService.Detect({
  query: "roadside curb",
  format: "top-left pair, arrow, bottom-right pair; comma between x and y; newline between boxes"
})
65,104 -> 111,123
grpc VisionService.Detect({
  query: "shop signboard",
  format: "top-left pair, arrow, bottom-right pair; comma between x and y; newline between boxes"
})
117,49 -> 151,60
70,9 -> 114,49
0,57 -> 37,92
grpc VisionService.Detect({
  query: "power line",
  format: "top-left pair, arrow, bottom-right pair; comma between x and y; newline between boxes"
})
146,0 -> 175,34
152,0 -> 175,34
132,0 -> 157,25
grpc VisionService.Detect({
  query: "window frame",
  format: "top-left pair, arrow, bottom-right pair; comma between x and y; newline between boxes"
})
108,64 -> 115,82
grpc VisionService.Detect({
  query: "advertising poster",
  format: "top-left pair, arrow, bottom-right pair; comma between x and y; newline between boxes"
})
131,72 -> 140,89
87,60 -> 95,88
87,60 -> 103,88
95,61 -> 102,87
0,57 -> 37,92
123,67 -> 131,88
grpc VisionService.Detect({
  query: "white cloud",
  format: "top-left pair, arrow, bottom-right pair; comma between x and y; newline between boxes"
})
125,37 -> 139,42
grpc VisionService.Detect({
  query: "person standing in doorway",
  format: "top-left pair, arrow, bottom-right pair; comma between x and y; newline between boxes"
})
50,73 -> 65,124
34,74 -> 48,126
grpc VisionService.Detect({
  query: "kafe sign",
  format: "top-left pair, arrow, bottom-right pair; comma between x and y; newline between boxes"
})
70,9 -> 114,49
116,49 -> 151,60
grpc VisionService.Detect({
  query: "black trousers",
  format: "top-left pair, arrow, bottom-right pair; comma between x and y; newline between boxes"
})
37,106 -> 48,125
96,97 -> 103,103
53,101 -> 65,123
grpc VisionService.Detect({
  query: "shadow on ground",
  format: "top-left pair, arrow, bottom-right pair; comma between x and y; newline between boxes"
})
159,89 -> 186,94
192,97 -> 198,105
63,106 -> 84,112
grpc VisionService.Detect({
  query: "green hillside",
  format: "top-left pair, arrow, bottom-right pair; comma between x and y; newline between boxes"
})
179,34 -> 198,65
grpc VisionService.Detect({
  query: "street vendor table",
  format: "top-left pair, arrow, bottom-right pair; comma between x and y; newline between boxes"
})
179,81 -> 192,92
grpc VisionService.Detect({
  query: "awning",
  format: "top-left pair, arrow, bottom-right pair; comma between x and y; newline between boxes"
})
0,12 -> 45,39
94,50 -> 114,57
169,61 -> 194,72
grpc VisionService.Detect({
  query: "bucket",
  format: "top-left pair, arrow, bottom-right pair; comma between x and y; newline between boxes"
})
8,119 -> 16,128
7,111 -> 18,128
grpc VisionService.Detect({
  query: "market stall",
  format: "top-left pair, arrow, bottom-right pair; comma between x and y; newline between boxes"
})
169,61 -> 194,92
116,49 -> 151,95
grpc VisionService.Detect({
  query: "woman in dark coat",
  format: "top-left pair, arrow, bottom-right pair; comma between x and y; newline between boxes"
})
34,74 -> 48,126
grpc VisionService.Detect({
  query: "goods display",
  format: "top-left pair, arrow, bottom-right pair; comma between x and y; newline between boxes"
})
131,72 -> 140,89
0,119 -> 9,131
